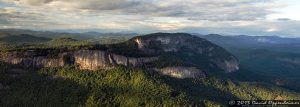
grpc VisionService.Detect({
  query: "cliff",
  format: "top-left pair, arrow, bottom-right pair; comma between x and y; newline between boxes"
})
0,33 -> 239,78
73,50 -> 158,70
0,50 -> 158,70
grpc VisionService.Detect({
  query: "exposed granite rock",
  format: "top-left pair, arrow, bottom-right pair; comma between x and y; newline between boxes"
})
158,67 -> 206,78
74,50 -> 158,70
0,53 -> 61,68
74,50 -> 110,70
0,50 -> 159,70
212,57 -> 240,73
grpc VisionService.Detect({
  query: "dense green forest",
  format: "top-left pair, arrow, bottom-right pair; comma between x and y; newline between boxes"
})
1,61 -> 300,107
0,34 -> 130,52
0,64 -> 192,106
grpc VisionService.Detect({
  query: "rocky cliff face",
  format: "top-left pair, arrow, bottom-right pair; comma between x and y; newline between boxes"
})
74,50 -> 158,70
0,51 -> 62,68
0,50 -> 158,71
0,33 -> 239,78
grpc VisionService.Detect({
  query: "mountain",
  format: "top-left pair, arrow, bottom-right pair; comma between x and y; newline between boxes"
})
1,32 -> 300,106
0,33 -> 239,78
0,29 -> 71,39
128,33 -> 239,73
0,29 -> 137,40
201,34 -> 300,48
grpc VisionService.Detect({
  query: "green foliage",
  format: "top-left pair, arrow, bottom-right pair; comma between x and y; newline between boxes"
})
0,42 -> 17,52
0,65 -> 192,107
46,38 -> 91,48
159,76 -> 300,106
194,78 -> 300,101
107,40 -> 139,56
204,100 -> 221,107
0,34 -> 130,52
92,36 -> 130,44
153,53 -> 194,68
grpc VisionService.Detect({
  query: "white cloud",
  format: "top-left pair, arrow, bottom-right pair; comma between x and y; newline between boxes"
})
1,0 -> 276,21
0,0 -> 299,37
266,28 -> 278,32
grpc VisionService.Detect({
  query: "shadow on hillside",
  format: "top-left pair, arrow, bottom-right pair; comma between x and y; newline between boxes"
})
226,65 -> 272,82
0,62 -> 88,107
227,65 -> 300,93
160,76 -> 240,105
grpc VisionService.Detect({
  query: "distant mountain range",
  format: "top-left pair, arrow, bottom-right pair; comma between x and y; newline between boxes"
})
199,34 -> 300,47
1,28 -> 299,40
0,29 -> 138,40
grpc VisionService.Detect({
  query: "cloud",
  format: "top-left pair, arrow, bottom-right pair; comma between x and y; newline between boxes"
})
175,20 -> 300,37
0,8 -> 17,25
2,0 -> 276,21
266,28 -> 278,32
13,0 -> 54,5
277,18 -> 291,21
0,0 -> 299,37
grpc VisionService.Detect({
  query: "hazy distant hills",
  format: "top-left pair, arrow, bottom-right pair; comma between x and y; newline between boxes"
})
0,34 -> 51,44
201,34 -> 300,47
0,29 -> 137,40
2,29 -> 299,45
201,34 -> 300,92
0,29 -> 139,47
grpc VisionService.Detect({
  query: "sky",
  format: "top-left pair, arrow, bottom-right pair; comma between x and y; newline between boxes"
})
0,0 -> 299,37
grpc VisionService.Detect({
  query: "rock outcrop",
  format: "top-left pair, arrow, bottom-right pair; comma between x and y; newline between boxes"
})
212,57 -> 239,73
0,51 -> 62,68
0,50 -> 158,70
158,67 -> 206,79
74,50 -> 158,70
0,33 -> 240,78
